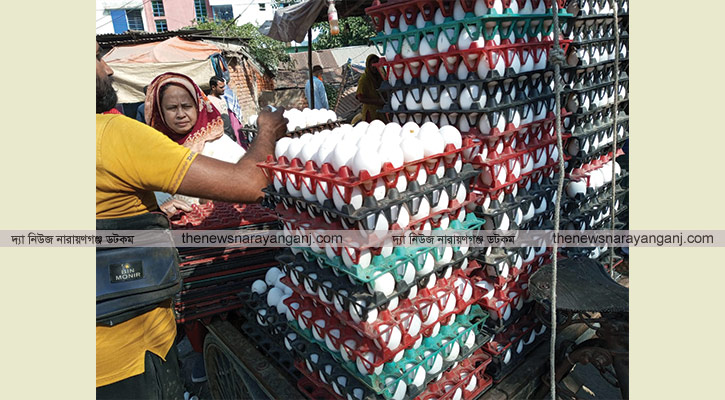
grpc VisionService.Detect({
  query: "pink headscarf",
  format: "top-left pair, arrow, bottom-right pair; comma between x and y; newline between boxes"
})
145,72 -> 224,153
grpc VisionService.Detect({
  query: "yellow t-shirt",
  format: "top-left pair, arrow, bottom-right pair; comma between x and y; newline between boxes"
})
96,114 -> 197,219
96,114 -> 197,387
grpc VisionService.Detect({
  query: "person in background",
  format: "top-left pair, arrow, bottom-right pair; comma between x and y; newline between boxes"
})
96,42 -> 287,399
135,85 -> 149,124
305,65 -> 329,110
356,54 -> 387,123
208,76 -> 236,141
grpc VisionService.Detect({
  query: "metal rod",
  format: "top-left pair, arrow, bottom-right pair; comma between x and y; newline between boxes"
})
308,27 -> 314,109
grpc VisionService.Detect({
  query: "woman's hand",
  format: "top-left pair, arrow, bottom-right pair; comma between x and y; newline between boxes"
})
160,198 -> 193,217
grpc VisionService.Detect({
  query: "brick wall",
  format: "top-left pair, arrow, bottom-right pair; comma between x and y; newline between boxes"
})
226,56 -> 275,122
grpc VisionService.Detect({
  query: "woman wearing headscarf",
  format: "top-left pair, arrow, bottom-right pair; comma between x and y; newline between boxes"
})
145,72 -> 246,212
356,54 -> 388,123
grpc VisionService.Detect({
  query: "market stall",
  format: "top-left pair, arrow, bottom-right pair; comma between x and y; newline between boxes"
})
188,0 -> 630,399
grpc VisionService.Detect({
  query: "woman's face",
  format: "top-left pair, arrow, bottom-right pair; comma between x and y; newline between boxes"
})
160,85 -> 198,135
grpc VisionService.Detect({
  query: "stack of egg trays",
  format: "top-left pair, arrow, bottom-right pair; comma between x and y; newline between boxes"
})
265,163 -> 480,232
258,135 -> 481,211
278,245 -> 481,324
293,341 -> 494,400
285,299 -> 491,400
277,211 -> 484,284
235,289 -> 304,382
472,245 -> 553,331
281,266 -> 482,368
481,311 -> 549,382
289,335 -> 494,400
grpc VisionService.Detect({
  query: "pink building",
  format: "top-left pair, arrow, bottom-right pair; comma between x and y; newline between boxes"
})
142,0 -> 212,33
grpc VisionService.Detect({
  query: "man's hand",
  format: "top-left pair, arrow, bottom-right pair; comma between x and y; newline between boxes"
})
160,198 -> 193,217
256,107 -> 289,141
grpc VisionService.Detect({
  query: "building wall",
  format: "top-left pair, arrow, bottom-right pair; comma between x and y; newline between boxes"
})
208,0 -> 276,27
227,56 -> 275,121
143,0 -> 211,32
96,0 -> 147,34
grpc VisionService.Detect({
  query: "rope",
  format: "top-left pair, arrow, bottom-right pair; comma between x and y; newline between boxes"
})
609,1 -> 621,278
548,1 -> 567,398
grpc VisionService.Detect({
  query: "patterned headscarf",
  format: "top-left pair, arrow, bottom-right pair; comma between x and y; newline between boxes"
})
145,72 -> 224,153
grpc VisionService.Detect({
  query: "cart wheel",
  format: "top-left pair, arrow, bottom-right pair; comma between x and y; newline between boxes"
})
204,333 -> 274,400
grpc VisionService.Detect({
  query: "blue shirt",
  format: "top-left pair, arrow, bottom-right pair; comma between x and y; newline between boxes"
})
135,103 -> 146,124
305,76 -> 329,110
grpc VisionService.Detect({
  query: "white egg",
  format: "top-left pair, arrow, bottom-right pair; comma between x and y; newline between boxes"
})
274,137 -> 293,160
421,89 -> 439,110
401,38 -> 419,59
331,141 -> 357,171
264,267 -> 283,286
333,186 -> 363,211
454,0 -> 466,20
367,119 -> 386,135
439,125 -> 462,150
457,61 -> 470,81
251,280 -> 267,295
405,89 -> 422,111
352,146 -> 382,176
440,90 -> 454,110
284,138 -> 304,161
412,197 -> 431,221
459,85 -> 481,110
475,0 -> 488,16
266,287 -> 283,308
370,272 -> 396,296
400,122 -> 421,138
567,180 -> 586,198
378,143 -> 405,168
438,29 -> 455,54
420,33 -> 436,56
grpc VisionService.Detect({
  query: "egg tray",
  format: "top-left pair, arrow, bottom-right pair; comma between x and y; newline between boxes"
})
376,37 -> 572,88
178,247 -> 278,276
416,349 -> 493,400
563,12 -> 628,40
264,162 -> 480,228
286,119 -> 346,138
381,75 -> 561,117
294,343 -> 493,400
365,0 -> 569,32
281,214 -> 486,284
473,248 -> 551,284
567,38 -> 628,68
297,373 -> 345,400
279,249 -> 480,317
560,183 -> 628,219
168,201 -> 278,230
259,137 -> 481,200
567,0 -> 629,19
237,289 -> 296,339
236,315 -> 303,383
564,76 -> 628,111
562,56 -> 628,80
562,201 -> 628,233
370,10 -> 572,57
483,320 -> 548,382
565,115 -> 629,166
286,305 -> 490,398
379,57 -> 560,96
282,270 -> 483,363
472,194 -> 556,232
477,285 -> 534,332
562,64 -> 628,92
290,338 -> 379,400
468,129 -> 570,171
469,145 -> 570,193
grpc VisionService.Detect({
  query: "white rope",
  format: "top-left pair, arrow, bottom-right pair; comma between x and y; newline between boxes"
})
609,1 -> 621,278
549,1 -> 566,398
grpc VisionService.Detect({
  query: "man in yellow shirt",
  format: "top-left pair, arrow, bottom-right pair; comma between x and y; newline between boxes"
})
96,42 -> 287,398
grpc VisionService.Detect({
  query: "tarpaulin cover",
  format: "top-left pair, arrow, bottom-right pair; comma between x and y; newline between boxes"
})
108,60 -> 216,104
259,0 -> 326,43
103,37 -> 220,103
103,37 -> 220,63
